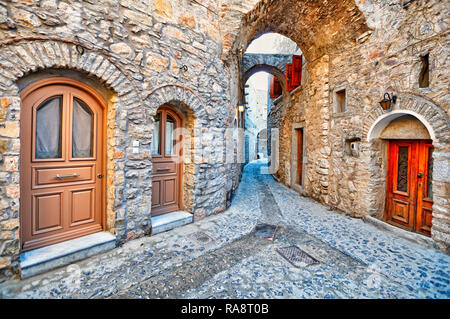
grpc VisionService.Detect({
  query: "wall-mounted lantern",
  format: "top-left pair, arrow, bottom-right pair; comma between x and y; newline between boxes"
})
238,104 -> 245,113
379,93 -> 397,110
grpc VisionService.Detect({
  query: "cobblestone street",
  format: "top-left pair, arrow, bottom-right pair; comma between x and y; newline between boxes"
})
0,160 -> 449,299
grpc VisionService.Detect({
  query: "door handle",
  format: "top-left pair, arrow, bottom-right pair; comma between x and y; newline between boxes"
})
156,168 -> 171,171
55,173 -> 80,179
417,173 -> 423,178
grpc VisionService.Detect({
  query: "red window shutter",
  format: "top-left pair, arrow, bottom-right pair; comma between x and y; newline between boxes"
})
286,63 -> 294,91
274,76 -> 282,97
292,55 -> 302,87
270,76 -> 282,99
270,76 -> 276,99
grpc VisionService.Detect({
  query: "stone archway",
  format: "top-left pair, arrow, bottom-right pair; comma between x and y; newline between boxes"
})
368,112 -> 435,142
225,0 -> 369,62
243,64 -> 288,98
364,94 -> 449,143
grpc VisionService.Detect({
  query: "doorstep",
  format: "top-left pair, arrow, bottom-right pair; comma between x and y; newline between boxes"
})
151,211 -> 193,235
363,215 -> 439,250
20,232 -> 117,279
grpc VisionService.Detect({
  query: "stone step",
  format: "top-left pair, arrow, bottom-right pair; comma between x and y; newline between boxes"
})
20,232 -> 117,279
151,211 -> 193,235
363,215 -> 439,250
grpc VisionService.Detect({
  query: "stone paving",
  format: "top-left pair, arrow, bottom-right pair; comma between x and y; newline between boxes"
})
0,160 -> 449,299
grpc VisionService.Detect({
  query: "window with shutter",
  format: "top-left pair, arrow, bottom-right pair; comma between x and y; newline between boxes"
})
292,55 -> 302,87
270,76 -> 276,99
286,63 -> 295,91
270,75 -> 282,99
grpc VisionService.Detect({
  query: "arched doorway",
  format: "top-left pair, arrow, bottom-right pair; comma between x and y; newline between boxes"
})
20,78 -> 106,251
151,106 -> 183,216
370,113 -> 435,236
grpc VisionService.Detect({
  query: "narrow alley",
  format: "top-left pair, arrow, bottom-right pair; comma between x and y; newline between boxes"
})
1,161 -> 448,299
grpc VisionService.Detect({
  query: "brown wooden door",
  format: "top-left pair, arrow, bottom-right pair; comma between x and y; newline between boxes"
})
385,140 -> 433,236
296,128 -> 303,186
20,79 -> 105,251
151,107 -> 183,216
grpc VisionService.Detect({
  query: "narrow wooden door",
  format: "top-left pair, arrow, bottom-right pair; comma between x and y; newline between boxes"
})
415,141 -> 434,235
385,140 -> 433,235
296,128 -> 303,186
20,79 -> 105,251
151,107 -> 183,216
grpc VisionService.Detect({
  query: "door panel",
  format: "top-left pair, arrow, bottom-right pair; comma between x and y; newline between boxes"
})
33,165 -> 94,187
418,207 -> 433,234
70,188 -> 95,226
386,140 -> 433,236
151,107 -> 183,216
391,198 -> 410,224
164,179 -> 176,204
20,79 -> 105,251
152,180 -> 161,208
33,192 -> 63,234
153,162 -> 177,174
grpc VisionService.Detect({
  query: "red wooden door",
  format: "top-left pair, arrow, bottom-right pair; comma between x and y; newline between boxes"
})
151,106 -> 183,216
386,140 -> 433,235
416,141 -> 434,235
20,79 -> 105,251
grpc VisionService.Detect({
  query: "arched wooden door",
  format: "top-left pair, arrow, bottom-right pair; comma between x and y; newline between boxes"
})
20,78 -> 105,251
151,106 -> 183,216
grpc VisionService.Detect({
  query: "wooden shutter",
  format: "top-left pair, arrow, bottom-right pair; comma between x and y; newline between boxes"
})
270,76 -> 282,99
292,55 -> 302,87
286,63 -> 295,92
274,76 -> 282,97
270,76 -> 276,99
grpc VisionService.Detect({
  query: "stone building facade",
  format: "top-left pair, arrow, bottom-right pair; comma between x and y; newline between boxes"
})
0,0 -> 448,282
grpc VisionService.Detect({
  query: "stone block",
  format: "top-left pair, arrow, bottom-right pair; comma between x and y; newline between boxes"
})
0,122 -> 19,138
0,257 -> 11,270
178,13 -> 196,29
0,218 -> 19,230
154,0 -> 173,19
145,54 -> 169,72
0,140 -> 7,154
11,8 -> 41,27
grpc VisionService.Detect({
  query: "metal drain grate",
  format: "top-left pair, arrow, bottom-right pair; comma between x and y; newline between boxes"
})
276,245 -> 319,267
190,231 -> 214,244
251,223 -> 278,240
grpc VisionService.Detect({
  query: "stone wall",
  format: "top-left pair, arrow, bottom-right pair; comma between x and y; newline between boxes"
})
0,0 -> 243,281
